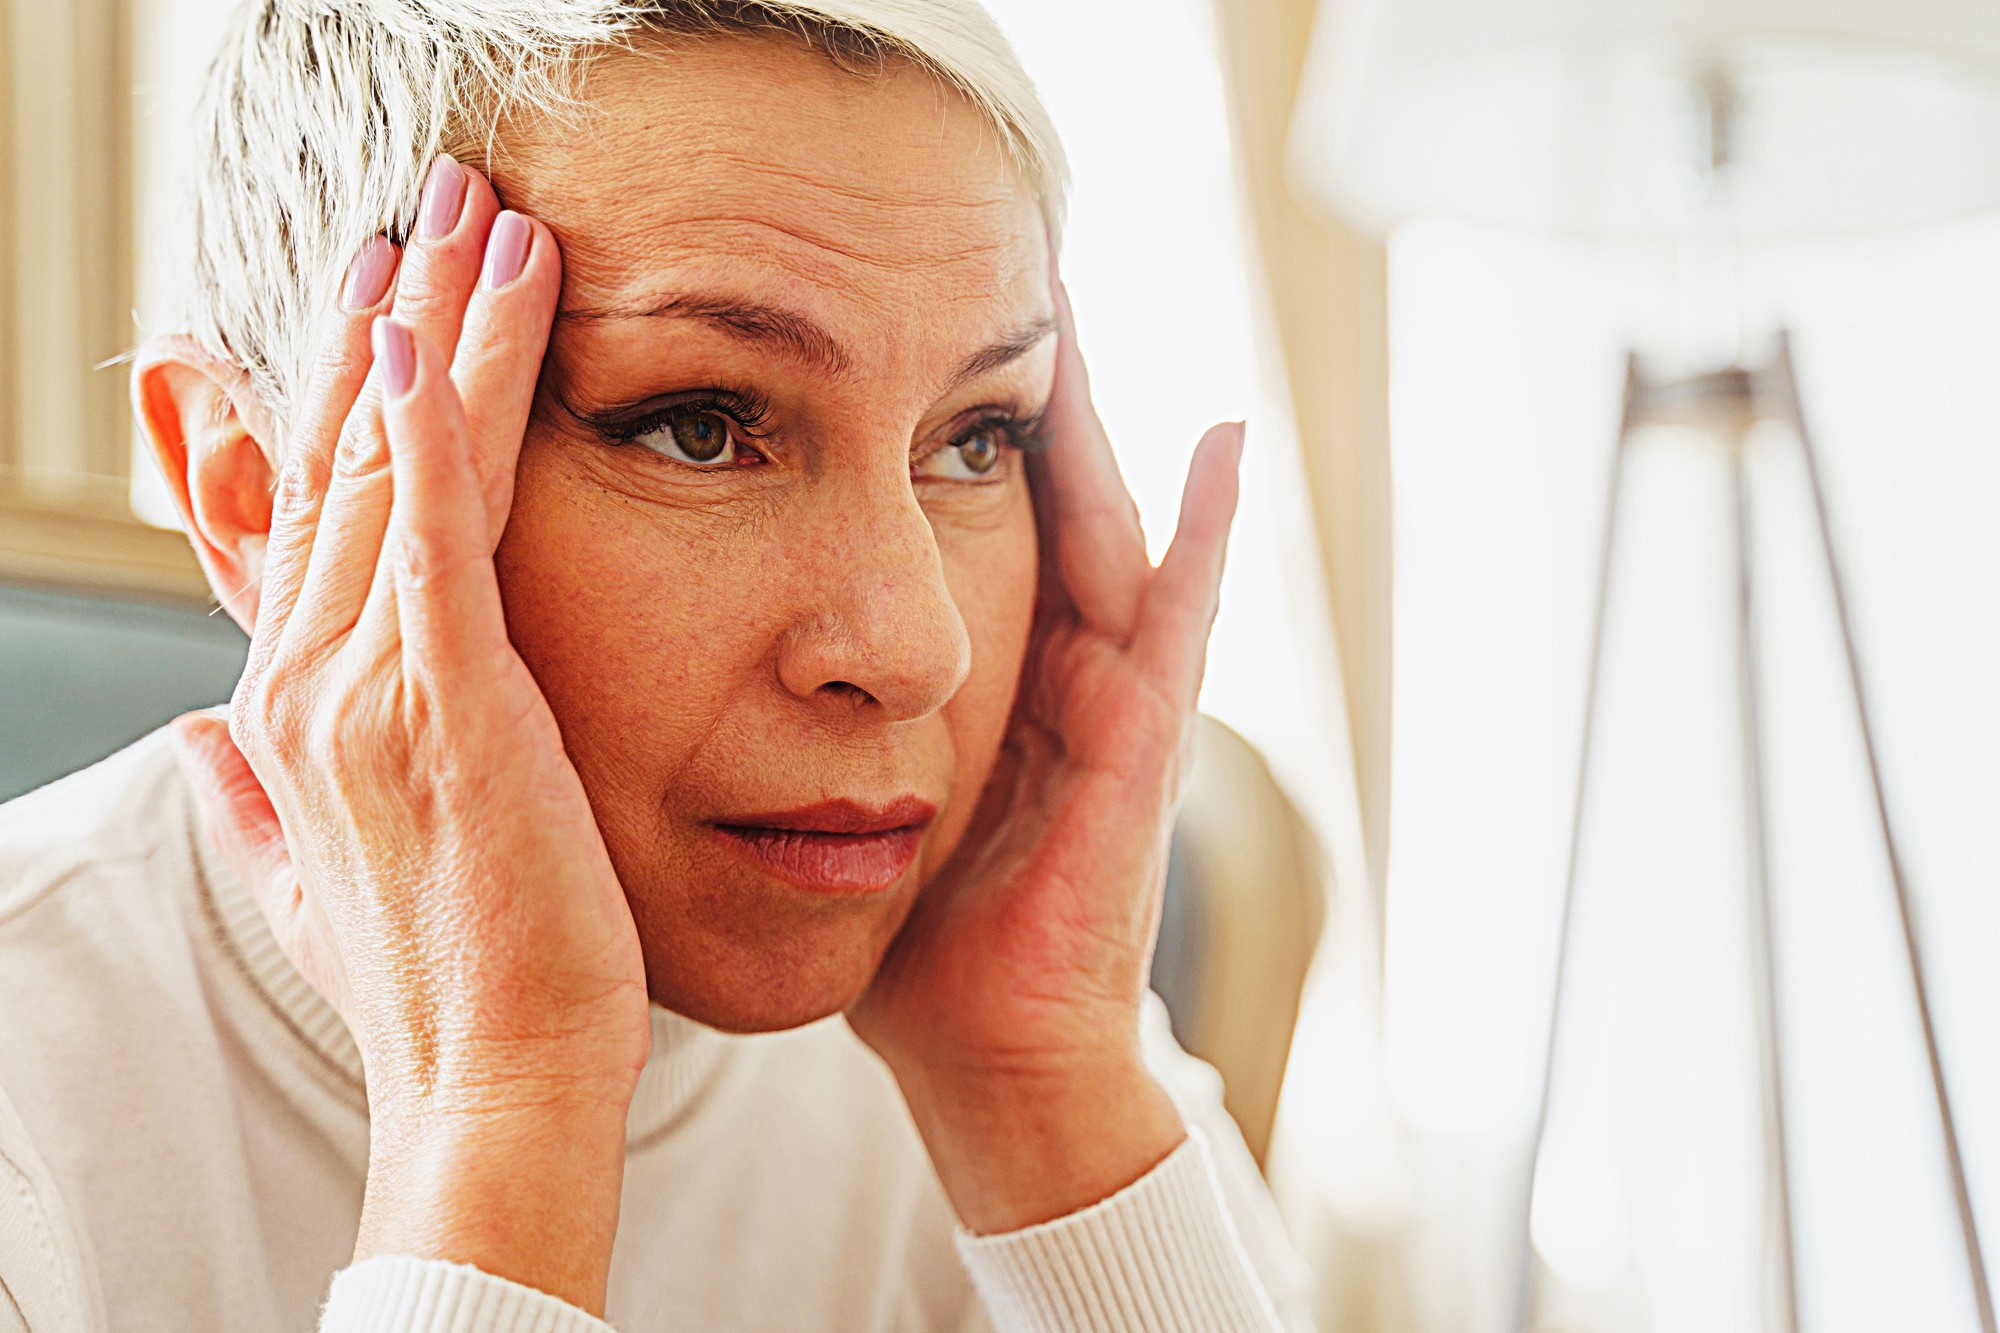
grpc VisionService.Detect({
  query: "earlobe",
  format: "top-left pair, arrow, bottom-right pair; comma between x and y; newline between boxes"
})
132,335 -> 277,633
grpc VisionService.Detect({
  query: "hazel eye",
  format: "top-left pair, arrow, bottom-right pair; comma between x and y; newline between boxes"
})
636,407 -> 738,467
921,423 -> 1008,481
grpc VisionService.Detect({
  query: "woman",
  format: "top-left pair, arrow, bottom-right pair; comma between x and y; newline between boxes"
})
0,2 -> 1313,1330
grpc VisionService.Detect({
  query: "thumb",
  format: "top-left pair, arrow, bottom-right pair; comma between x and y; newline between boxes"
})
168,711 -> 295,909
168,712 -> 352,1020
168,712 -> 351,1025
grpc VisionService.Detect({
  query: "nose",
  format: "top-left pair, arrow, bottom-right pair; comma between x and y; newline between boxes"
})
775,473 -> 973,722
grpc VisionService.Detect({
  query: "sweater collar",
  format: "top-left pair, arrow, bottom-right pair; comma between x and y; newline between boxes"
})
184,764 -> 730,1145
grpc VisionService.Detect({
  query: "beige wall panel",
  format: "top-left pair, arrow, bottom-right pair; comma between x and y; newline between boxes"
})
0,4 -> 11,476
1,0 -> 199,601
3,0 -> 133,499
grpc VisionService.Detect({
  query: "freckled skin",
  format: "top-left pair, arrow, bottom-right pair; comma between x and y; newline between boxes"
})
486,36 -> 1050,1032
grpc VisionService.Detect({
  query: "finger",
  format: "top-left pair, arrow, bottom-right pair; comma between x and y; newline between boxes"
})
167,712 -> 298,928
450,210 -> 563,544
367,317 -> 512,668
278,369 -> 398,657
1135,422 -> 1245,707
252,235 -> 401,668
283,157 -> 500,654
390,155 -> 502,367
1034,280 -> 1151,638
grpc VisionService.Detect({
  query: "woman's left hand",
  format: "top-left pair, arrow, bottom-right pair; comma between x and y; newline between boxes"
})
848,278 -> 1244,1233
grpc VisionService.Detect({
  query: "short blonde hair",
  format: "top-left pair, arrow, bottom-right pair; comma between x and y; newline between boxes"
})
182,0 -> 1069,451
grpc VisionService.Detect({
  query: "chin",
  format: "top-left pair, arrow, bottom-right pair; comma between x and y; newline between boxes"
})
626,874 -> 912,1034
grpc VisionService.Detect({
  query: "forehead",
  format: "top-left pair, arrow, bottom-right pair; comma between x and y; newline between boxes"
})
492,33 -> 1047,356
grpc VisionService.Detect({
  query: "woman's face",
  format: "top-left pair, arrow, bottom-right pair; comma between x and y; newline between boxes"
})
489,35 -> 1052,1033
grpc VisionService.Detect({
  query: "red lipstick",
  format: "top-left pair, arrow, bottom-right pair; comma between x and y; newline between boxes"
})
712,797 -> 937,895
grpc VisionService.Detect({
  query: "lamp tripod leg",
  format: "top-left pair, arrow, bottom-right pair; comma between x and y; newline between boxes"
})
1765,337 -> 1997,1333
1730,428 -> 1800,1333
1512,357 -> 1643,1333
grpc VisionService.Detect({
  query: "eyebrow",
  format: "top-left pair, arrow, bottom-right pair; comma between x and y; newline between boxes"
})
561,293 -> 853,379
558,292 -> 1057,389
947,314 -> 1059,389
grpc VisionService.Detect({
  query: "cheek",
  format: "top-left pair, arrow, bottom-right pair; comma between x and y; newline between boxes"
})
931,480 -> 1039,848
491,443 -> 764,845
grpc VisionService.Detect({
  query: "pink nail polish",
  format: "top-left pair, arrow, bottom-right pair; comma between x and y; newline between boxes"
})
482,211 -> 531,289
340,235 -> 396,310
374,319 -> 416,397
416,155 -> 466,239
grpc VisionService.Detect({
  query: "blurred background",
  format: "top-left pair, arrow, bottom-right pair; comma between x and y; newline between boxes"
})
2,1 -> 1996,1330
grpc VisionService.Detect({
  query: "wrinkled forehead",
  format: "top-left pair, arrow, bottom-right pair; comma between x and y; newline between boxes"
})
490,33 -> 1049,363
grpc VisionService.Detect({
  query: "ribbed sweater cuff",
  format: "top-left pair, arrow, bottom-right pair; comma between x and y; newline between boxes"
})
953,1128 -> 1283,1333
321,1255 -> 615,1333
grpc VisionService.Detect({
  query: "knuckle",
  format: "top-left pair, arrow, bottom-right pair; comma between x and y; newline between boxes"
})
291,322 -> 376,438
394,530 -> 470,592
307,320 -> 370,393
333,411 -> 391,479
272,448 -> 329,515
389,279 -> 457,330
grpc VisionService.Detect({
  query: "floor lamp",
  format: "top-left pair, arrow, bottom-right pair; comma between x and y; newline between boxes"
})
1290,2 -> 2000,1328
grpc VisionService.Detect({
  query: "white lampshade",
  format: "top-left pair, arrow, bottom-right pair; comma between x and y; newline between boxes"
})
1292,0 -> 2000,237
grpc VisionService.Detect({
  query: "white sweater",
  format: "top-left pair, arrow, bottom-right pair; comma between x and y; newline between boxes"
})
0,732 -> 1315,1332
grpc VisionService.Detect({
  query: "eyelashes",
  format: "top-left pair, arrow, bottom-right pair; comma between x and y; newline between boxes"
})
591,386 -> 774,448
582,385 -> 1048,472
953,405 -> 1051,457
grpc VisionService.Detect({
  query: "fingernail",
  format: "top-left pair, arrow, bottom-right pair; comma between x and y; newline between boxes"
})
340,235 -> 396,310
482,211 -> 531,289
416,155 -> 466,239
374,318 -> 416,397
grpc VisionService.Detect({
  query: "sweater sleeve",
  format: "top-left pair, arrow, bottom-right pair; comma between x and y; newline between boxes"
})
319,1257 -> 613,1333
324,1001 -> 1313,1333
951,1127 -> 1285,1333
951,992 -> 1319,1331
321,1131 -> 1287,1333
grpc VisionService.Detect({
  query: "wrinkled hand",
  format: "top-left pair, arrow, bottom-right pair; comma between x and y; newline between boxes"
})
849,278 -> 1244,1231
168,159 -> 649,1314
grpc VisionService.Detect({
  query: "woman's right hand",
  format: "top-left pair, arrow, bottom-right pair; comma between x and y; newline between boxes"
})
167,156 -> 650,1316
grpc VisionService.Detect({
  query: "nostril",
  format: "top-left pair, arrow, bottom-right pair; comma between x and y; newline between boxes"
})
820,680 -> 877,706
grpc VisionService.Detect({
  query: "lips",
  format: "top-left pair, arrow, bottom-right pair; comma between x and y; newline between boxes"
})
712,797 -> 937,895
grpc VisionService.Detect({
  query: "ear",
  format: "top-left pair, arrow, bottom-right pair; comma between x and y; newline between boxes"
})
132,335 -> 282,634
